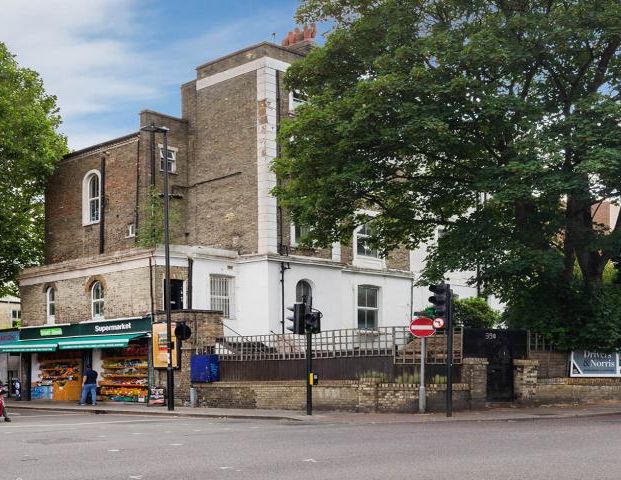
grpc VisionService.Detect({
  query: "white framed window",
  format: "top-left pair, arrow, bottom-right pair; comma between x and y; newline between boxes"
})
159,144 -> 178,173
210,275 -> 234,319
357,285 -> 379,330
290,222 -> 312,247
355,223 -> 379,258
82,170 -> 101,226
46,287 -> 56,324
296,280 -> 313,304
289,90 -> 307,113
91,281 -> 104,319
126,223 -> 136,238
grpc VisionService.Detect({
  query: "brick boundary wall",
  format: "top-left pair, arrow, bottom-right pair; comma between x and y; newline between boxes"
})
188,380 -> 471,413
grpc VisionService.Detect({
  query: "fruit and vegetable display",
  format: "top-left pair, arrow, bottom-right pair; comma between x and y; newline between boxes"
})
100,345 -> 148,402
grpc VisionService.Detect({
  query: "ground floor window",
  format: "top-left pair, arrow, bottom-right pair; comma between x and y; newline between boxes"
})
357,285 -> 379,330
210,275 -> 234,318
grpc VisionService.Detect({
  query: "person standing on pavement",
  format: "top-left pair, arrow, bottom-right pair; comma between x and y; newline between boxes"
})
79,365 -> 98,406
0,381 -> 11,421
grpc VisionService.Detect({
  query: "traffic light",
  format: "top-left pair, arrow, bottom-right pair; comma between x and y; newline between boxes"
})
286,303 -> 306,334
305,310 -> 322,334
428,283 -> 450,319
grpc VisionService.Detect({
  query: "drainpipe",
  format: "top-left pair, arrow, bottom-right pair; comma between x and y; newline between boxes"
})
99,154 -> 107,254
280,262 -> 290,334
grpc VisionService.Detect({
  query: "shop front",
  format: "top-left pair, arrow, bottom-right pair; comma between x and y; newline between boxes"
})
0,318 -> 153,403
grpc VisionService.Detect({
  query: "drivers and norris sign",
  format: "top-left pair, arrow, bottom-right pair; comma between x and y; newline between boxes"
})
570,350 -> 621,377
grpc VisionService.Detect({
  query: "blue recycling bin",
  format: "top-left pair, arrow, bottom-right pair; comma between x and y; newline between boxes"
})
191,354 -> 220,383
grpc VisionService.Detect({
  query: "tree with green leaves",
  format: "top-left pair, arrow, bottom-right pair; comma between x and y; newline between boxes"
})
0,42 -> 68,296
453,297 -> 500,329
274,0 -> 621,349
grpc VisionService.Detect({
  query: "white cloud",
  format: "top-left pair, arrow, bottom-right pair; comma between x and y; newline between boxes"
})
2,0 -> 311,150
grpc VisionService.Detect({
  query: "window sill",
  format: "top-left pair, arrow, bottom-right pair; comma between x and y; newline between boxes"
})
82,220 -> 100,227
352,257 -> 385,269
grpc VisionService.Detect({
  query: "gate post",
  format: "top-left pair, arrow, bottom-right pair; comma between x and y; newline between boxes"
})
513,359 -> 539,405
463,358 -> 488,409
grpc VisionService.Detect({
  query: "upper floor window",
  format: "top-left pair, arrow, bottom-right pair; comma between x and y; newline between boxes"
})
11,309 -> 21,328
46,287 -> 56,323
91,281 -> 104,319
291,222 -> 311,246
159,145 -> 178,173
82,170 -> 101,226
289,90 -> 307,113
210,275 -> 233,319
357,285 -> 379,330
296,280 -> 313,305
355,223 -> 379,258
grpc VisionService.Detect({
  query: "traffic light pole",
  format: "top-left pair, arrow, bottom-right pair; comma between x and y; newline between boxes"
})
446,288 -> 453,418
306,330 -> 312,416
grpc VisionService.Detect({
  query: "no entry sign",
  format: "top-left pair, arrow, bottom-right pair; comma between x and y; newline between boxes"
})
409,317 -> 436,338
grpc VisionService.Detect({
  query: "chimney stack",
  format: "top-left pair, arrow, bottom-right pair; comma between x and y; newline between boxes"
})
281,23 -> 317,54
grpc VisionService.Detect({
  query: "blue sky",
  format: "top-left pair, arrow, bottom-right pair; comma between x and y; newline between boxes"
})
3,0 -> 325,150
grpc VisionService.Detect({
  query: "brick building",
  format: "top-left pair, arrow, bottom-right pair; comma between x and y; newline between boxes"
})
18,32 -> 416,339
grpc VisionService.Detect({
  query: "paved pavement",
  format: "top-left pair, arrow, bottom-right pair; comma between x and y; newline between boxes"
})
6,398 -> 621,424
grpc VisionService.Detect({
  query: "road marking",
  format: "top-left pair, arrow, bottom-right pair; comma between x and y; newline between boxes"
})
303,458 -> 318,463
218,467 -> 233,470
0,418 -> 179,429
10,413 -> 82,418
169,443 -> 183,446
129,476 -> 143,479
108,449 -> 120,452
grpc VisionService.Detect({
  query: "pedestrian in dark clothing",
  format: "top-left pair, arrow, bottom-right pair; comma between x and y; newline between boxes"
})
80,365 -> 98,406
0,381 -> 11,421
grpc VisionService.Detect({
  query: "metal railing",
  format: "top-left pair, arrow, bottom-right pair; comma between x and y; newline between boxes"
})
215,326 -> 463,365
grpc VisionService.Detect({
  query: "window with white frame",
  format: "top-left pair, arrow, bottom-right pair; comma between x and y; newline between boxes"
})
159,145 -> 177,173
357,285 -> 379,330
289,90 -> 307,112
296,280 -> 313,305
46,287 -> 56,323
355,223 -> 379,258
291,222 -> 312,246
91,281 -> 104,319
210,275 -> 233,319
82,170 -> 101,225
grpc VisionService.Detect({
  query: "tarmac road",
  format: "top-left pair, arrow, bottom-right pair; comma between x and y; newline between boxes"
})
3,409 -> 621,480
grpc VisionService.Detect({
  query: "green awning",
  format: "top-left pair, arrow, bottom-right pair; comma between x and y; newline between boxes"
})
56,333 -> 145,350
0,339 -> 58,353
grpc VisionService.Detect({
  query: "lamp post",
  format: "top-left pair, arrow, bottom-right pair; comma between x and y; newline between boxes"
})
141,123 -> 174,411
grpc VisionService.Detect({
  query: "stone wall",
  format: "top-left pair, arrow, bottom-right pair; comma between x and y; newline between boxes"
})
535,377 -> 621,405
513,359 -> 538,405
188,379 -> 470,413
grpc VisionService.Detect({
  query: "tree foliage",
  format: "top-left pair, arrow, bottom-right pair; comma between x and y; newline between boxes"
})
453,297 -> 500,329
0,43 -> 67,296
273,0 -> 621,347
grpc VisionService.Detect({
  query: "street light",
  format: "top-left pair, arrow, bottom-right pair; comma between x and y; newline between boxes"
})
141,123 -> 174,411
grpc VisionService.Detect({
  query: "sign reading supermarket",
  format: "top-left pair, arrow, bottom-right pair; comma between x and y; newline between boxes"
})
20,317 -> 153,340
570,350 -> 621,377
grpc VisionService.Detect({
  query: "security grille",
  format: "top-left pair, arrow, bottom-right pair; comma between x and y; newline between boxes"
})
210,275 -> 233,318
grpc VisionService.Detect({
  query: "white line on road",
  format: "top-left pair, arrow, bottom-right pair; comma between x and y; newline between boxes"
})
303,459 -> 318,463
169,443 -> 183,446
108,449 -> 120,452
0,418 -> 179,429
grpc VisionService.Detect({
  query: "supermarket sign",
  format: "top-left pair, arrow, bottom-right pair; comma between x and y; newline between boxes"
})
0,331 -> 19,344
570,350 -> 621,377
20,317 -> 152,340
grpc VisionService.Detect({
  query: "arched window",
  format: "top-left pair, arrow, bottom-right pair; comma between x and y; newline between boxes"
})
82,170 -> 101,225
296,280 -> 313,305
91,281 -> 104,319
46,287 -> 56,323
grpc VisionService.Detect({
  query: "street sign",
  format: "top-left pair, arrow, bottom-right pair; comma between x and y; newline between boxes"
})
409,317 -> 436,338
432,318 -> 445,329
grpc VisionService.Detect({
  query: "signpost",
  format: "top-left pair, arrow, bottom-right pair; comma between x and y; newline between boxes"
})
410,317 -> 436,413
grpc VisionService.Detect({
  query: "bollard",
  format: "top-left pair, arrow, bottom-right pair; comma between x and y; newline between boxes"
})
190,387 -> 198,408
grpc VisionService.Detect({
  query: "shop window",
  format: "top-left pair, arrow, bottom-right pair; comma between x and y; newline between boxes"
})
210,275 -> 233,319
357,285 -> 379,330
163,279 -> 184,311
91,281 -> 104,319
82,170 -> 101,226
296,280 -> 313,305
46,287 -> 55,324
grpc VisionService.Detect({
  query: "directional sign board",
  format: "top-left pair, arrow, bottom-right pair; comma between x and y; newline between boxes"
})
409,317 -> 436,338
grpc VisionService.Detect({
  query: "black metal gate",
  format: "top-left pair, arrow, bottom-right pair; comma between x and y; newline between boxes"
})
463,329 -> 527,402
